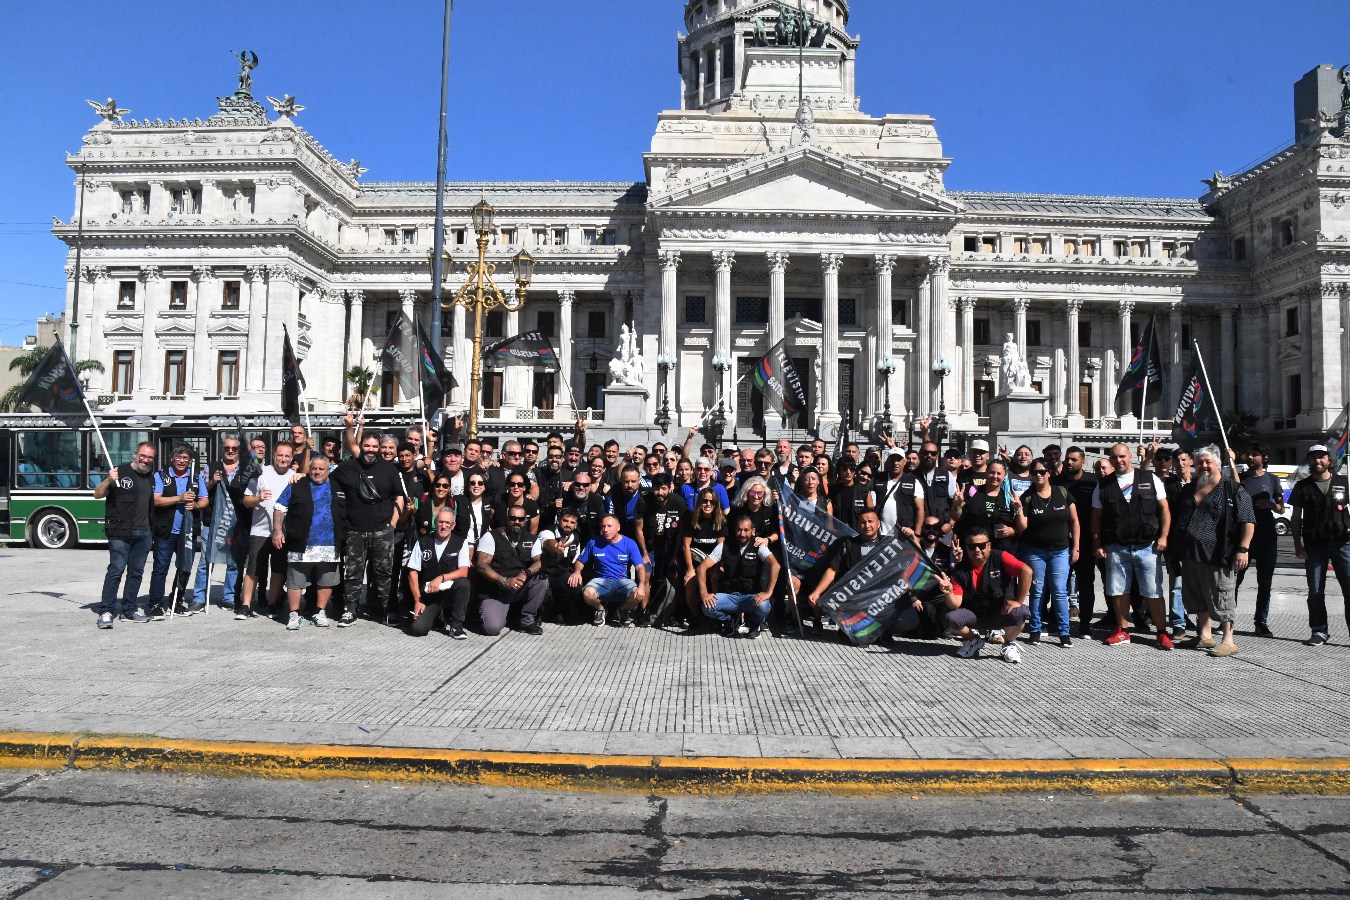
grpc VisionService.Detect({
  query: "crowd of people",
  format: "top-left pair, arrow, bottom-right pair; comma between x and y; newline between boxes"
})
89,414 -> 1350,663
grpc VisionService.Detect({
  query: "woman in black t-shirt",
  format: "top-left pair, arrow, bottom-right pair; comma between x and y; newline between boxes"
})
729,476 -> 778,548
415,477 -> 457,536
1017,458 -> 1079,646
681,487 -> 726,629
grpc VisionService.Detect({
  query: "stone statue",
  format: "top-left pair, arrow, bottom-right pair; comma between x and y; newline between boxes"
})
86,98 -> 130,123
751,16 -> 768,47
1202,171 -> 1233,193
777,6 -> 797,45
1000,333 -> 1032,394
607,323 -> 645,388
232,50 -> 259,96
1340,65 -> 1350,111
266,94 -> 305,119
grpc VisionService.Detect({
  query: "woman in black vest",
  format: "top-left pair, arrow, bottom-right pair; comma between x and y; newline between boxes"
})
415,476 -> 457,537
1017,457 -> 1079,646
952,460 -> 1021,551
681,487 -> 726,629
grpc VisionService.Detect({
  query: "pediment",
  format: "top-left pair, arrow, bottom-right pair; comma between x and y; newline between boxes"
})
650,144 -> 962,217
207,319 -> 251,336
156,321 -> 197,337
105,319 -> 144,336
785,315 -> 822,336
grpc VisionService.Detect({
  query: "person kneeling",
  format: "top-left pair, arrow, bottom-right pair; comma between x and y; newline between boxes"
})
474,505 -> 547,636
940,525 -> 1032,663
697,513 -> 781,639
407,508 -> 473,639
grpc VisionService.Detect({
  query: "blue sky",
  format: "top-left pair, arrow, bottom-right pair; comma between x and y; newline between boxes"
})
2,1 -> 1346,344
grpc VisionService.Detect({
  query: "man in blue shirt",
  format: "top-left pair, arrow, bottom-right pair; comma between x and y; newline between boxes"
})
574,514 -> 649,627
148,445 -> 209,620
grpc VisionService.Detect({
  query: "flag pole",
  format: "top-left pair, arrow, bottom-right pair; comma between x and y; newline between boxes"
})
1192,339 -> 1233,466
81,394 -> 113,470
775,505 -> 806,634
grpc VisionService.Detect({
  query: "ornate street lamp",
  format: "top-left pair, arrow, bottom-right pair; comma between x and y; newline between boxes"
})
433,196 -> 534,439
931,353 -> 952,450
709,350 -> 733,450
655,351 -> 676,433
876,355 -> 897,439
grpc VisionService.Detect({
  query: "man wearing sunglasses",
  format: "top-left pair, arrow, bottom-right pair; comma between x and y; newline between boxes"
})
192,434 -> 259,613
535,445 -> 567,532
562,472 -> 606,545
491,474 -> 540,533
474,504 -> 546,636
407,508 -> 472,639
940,525 -> 1032,664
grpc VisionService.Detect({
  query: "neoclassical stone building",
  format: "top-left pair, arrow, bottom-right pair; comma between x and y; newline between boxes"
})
53,1 -> 1350,460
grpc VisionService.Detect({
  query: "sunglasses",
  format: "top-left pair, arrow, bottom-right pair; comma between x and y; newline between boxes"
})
223,446 -> 239,452
468,480 -> 485,486
504,451 -> 521,457
508,516 -> 527,523
508,482 -> 526,488
434,483 -> 451,489
966,541 -> 990,551
574,481 -> 591,487
1031,470 -> 1049,476
699,499 -> 716,505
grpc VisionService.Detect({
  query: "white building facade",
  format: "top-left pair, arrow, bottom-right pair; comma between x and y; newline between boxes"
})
53,1 -> 1350,460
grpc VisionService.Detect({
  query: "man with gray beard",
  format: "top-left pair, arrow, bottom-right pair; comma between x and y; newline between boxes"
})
1170,445 -> 1254,657
93,442 -> 159,627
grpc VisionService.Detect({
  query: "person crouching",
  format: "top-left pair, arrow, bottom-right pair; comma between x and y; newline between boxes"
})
696,512 -> 781,639
939,525 -> 1033,663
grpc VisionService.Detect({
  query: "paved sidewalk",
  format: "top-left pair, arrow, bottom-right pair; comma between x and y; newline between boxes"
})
3,548 -> 1349,762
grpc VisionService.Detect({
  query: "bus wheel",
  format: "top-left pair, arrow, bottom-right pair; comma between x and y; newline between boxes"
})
29,509 -> 77,550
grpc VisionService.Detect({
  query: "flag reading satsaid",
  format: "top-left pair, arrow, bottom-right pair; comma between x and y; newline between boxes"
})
751,339 -> 806,421
1170,355 -> 1214,447
379,311 -> 419,397
16,339 -> 87,416
777,484 -> 855,577
816,535 -> 943,647
482,331 -> 560,370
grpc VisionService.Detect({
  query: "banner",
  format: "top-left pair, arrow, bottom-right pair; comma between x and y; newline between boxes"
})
379,311 -> 419,398
750,339 -> 806,421
815,536 -> 937,646
1328,406 -> 1350,474
16,339 -> 86,416
416,322 -> 455,419
1115,312 -> 1163,404
204,481 -> 238,566
777,484 -> 856,577
1170,355 -> 1214,446
482,331 -> 561,370
280,326 -> 305,422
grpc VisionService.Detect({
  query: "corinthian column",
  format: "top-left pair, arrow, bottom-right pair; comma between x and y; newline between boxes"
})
712,250 -> 734,400
1066,299 -> 1083,417
1012,297 -> 1029,356
190,266 -> 214,393
929,255 -> 952,411
245,267 -> 267,392
820,253 -> 843,418
1116,299 -> 1134,415
558,290 -> 575,412
138,267 -> 163,394
958,296 -> 977,415
659,250 -> 680,363
913,269 -> 931,414
1219,303 -> 1237,412
767,251 -> 789,349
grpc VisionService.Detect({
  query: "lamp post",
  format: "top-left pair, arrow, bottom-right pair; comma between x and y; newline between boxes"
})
931,353 -> 952,451
709,350 -> 732,450
655,352 -> 676,433
433,197 -> 534,440
876,355 -> 896,440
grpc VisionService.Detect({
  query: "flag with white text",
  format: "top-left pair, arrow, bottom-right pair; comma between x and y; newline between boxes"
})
777,484 -> 856,578
751,339 -> 807,422
16,339 -> 86,416
482,331 -> 560,370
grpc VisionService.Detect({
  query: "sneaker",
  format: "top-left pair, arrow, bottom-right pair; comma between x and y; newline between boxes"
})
286,612 -> 301,631
719,620 -> 738,638
1254,622 -> 1273,637
148,605 -> 166,622
747,623 -> 765,640
233,603 -> 249,620
619,612 -> 635,628
591,608 -> 606,627
123,610 -> 148,623
337,610 -> 357,628
1059,634 -> 1072,648
173,601 -> 192,617
1169,625 -> 1188,638
312,609 -> 332,628
957,636 -> 986,658
1208,642 -> 1239,658
97,612 -> 114,629
1308,631 -> 1330,646
1001,642 -> 1022,664
186,602 -> 206,615
1104,629 -> 1131,646
518,622 -> 543,636
1157,632 -> 1174,651
451,625 -> 467,640
1026,631 -> 1041,645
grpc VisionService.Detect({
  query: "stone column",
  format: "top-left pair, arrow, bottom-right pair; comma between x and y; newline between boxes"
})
1341,285 -> 1350,410
712,250 -> 734,400
913,269 -> 931,414
190,266 -> 213,394
1301,289 -> 1314,419
1116,299 -> 1134,415
713,43 -> 723,101
1266,301 -> 1282,419
958,296 -> 977,415
820,253 -> 843,418
659,250 -> 680,362
1066,299 -> 1083,417
138,267 -> 162,394
929,256 -> 953,408
768,251 -> 790,349
558,290 -> 575,413
1317,284 -> 1344,420
451,302 -> 469,405
1012,297 -> 1029,356
1169,302 -> 1184,413
1219,303 -> 1237,412
344,289 -> 365,379
86,269 -> 111,392
262,267 -> 294,393
244,267 -> 267,392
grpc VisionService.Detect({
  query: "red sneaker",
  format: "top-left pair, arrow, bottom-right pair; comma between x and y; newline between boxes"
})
1157,631 -> 1174,651
1103,629 -> 1131,646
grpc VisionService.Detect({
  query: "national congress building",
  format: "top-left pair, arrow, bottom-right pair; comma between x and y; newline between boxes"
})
53,1 -> 1350,461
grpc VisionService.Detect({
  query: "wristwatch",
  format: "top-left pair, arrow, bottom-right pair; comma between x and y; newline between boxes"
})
1236,547 -> 1249,552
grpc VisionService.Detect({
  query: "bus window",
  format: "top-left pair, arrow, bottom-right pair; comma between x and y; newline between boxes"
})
16,431 -> 81,489
89,431 -> 153,487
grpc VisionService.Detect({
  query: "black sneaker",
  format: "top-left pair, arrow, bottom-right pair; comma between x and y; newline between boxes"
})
747,623 -> 765,640
1254,622 -> 1273,636
97,612 -> 114,629
1026,631 -> 1042,645
719,620 -> 737,638
591,608 -> 606,627
518,623 -> 543,636
1059,634 -> 1073,647
234,604 -> 255,620
337,609 -> 357,628
148,605 -> 166,622
1308,631 -> 1330,646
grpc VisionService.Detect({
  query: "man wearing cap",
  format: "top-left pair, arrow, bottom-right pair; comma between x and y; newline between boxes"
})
1290,442 -> 1350,645
439,444 -> 466,497
958,439 -> 992,494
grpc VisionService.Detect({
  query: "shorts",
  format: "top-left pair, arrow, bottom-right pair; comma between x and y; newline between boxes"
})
1180,559 -> 1238,623
247,536 -> 287,576
285,561 -> 341,591
1104,543 -> 1160,598
585,576 -> 637,604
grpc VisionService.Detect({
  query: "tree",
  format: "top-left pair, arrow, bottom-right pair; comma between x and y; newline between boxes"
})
0,346 -> 105,413
1221,409 -> 1259,454
344,365 -> 375,409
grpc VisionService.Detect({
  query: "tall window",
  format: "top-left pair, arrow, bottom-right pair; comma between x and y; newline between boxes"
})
169,281 -> 188,310
218,351 -> 240,396
112,351 -> 135,394
785,297 -> 822,321
587,310 -> 606,337
383,229 -> 398,246
483,372 -> 504,411
170,187 -> 201,214
974,317 -> 992,345
1026,320 -> 1042,346
163,351 -> 186,396
1288,374 -> 1303,416
533,372 -> 556,412
891,298 -> 907,326
117,282 -> 136,309
380,370 -> 400,408
402,228 -> 417,245
1077,321 -> 1092,347
684,296 -> 706,324
1285,307 -> 1299,337
840,298 -> 857,326
222,281 -> 241,310
536,309 -> 557,338
486,310 -> 504,338
735,297 -> 768,324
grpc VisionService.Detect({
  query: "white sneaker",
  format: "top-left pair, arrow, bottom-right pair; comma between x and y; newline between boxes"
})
312,609 -> 331,628
1002,643 -> 1022,664
286,611 -> 301,631
957,636 -> 986,658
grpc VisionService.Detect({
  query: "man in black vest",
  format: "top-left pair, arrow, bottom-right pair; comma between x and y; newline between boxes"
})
538,508 -> 585,623
272,454 -> 344,631
474,504 -> 546,636
407,507 -> 473,639
874,451 -> 925,539
1290,442 -> 1350,645
921,445 -> 961,539
561,471 -> 606,545
94,442 -> 158,628
1091,442 -> 1171,649
147,444 -> 209,620
696,513 -> 781,639
940,525 -> 1033,663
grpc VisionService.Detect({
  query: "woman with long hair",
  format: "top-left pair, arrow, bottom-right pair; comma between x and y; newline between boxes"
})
415,475 -> 456,536
952,459 -> 1021,552
813,454 -> 832,495
1016,457 -> 1079,646
731,475 -> 778,549
673,457 -> 694,492
680,487 -> 726,630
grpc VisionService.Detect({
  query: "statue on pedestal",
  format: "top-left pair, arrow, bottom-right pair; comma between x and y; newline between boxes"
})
607,323 -> 645,389
1000,332 -> 1032,394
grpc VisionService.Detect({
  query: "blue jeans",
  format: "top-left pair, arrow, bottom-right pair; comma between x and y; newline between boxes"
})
100,529 -> 152,616
1023,545 -> 1070,636
192,523 -> 244,607
149,533 -> 196,609
702,592 -> 771,625
1303,543 -> 1350,637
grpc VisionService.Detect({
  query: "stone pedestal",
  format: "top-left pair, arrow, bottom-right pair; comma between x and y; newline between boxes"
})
989,390 -> 1051,454
601,384 -> 657,445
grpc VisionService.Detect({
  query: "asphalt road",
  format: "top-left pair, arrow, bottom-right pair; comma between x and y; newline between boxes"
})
2,769 -> 1349,898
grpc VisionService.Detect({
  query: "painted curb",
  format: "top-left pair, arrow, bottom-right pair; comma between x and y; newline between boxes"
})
5,732 -> 1350,795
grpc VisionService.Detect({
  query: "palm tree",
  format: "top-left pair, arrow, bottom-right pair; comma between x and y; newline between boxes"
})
1221,409 -> 1259,454
344,365 -> 375,409
0,345 -> 105,413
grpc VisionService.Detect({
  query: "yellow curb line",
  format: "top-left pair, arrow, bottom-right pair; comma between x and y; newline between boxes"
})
3,732 -> 1350,795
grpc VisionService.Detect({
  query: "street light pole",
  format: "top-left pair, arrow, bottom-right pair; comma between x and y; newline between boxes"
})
876,355 -> 896,440
434,197 -> 534,440
655,352 -> 675,433
710,350 -> 732,450
931,353 -> 952,452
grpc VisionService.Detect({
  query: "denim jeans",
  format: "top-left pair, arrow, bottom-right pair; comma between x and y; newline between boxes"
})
1303,542 -> 1350,637
702,592 -> 771,625
148,532 -> 197,609
100,529 -> 152,616
1023,544 -> 1070,636
192,523 -> 245,608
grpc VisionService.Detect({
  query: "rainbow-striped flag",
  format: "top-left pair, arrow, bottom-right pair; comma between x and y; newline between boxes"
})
750,338 -> 806,421
482,331 -> 560,371
1329,408 -> 1350,474
816,535 -> 941,647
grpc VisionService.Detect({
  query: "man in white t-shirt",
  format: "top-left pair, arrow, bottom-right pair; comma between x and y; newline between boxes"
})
239,441 -> 297,619
1090,443 -> 1172,649
406,507 -> 474,639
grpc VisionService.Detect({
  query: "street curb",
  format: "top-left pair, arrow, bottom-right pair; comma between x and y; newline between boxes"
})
5,732 -> 1350,795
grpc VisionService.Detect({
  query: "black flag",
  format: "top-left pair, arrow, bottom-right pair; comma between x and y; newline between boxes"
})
16,339 -> 87,415
1116,312 -> 1163,405
816,536 -> 944,647
281,326 -> 304,422
416,322 -> 455,419
750,339 -> 807,421
482,331 -> 561,370
379,311 -> 419,398
1170,356 -> 1214,447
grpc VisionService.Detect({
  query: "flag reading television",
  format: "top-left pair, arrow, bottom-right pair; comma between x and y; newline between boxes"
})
280,326 -> 305,422
751,339 -> 806,422
15,339 -> 87,416
378,311 -> 419,398
481,332 -> 560,370
1170,355 -> 1214,446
